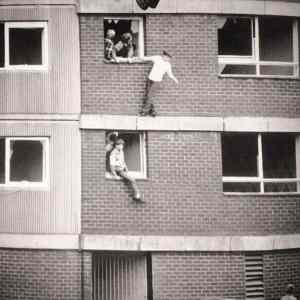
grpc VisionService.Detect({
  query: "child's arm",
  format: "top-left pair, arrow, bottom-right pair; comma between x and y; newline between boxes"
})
167,66 -> 179,84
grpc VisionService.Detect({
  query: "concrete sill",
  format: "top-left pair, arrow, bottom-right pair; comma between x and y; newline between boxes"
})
224,192 -> 300,196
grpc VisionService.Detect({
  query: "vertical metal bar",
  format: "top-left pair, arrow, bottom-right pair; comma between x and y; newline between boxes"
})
258,134 -> 264,193
255,17 -> 260,76
293,19 -> 299,77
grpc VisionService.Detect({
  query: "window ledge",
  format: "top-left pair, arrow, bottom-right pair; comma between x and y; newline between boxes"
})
218,74 -> 300,80
0,184 -> 49,192
103,58 -> 147,65
0,67 -> 49,72
224,192 -> 300,196
105,172 -> 147,181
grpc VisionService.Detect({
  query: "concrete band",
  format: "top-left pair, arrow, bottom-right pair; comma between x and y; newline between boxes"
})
79,0 -> 300,17
1,233 -> 300,251
81,115 -> 300,133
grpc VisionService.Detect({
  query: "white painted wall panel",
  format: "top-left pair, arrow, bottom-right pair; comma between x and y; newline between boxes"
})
0,121 -> 80,233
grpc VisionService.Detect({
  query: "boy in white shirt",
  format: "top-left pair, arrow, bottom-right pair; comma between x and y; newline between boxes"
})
110,138 -> 141,201
140,51 -> 178,116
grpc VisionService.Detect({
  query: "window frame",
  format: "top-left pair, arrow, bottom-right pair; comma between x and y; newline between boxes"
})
218,16 -> 299,78
3,21 -> 48,70
105,131 -> 147,180
0,137 -> 49,189
222,133 -> 300,195
103,16 -> 145,60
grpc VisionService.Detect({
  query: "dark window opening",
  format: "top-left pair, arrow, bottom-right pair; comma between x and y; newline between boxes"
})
222,133 -> 258,177
0,23 -> 4,67
218,18 -> 252,56
262,134 -> 296,178
104,19 -> 140,59
10,140 -> 43,182
259,17 -> 293,62
220,64 -> 256,75
223,182 -> 260,193
9,28 -> 43,65
0,139 -> 5,183
106,131 -> 142,174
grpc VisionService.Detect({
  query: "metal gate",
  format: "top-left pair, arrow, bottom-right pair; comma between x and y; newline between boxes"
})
93,253 -> 148,300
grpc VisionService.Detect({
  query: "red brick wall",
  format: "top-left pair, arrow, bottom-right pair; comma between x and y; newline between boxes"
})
80,14 -> 300,117
151,252 -> 245,300
0,249 -> 81,300
264,250 -> 300,300
81,130 -> 300,235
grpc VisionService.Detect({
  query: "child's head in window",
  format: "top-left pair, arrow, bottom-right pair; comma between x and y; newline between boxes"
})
115,138 -> 125,151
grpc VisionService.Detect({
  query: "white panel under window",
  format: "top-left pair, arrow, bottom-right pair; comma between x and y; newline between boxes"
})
93,254 -> 148,300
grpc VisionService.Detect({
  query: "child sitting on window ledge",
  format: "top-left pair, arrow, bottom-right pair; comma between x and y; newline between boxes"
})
110,138 -> 142,201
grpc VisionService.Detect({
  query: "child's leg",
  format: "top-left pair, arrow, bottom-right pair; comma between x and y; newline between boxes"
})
117,170 -> 141,199
140,79 -> 154,115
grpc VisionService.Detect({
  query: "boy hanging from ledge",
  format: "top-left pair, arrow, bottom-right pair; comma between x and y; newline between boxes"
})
139,51 -> 178,117
110,138 -> 142,201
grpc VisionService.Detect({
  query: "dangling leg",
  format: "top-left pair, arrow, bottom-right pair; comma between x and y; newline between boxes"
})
117,170 -> 142,200
140,79 -> 154,116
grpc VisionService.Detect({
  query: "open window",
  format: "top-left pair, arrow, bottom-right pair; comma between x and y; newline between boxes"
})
222,133 -> 300,194
103,17 -> 144,62
93,253 -> 150,300
0,137 -> 49,188
218,16 -> 299,77
0,22 -> 48,70
105,131 -> 147,179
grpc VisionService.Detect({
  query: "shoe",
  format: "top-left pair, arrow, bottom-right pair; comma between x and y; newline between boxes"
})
133,193 -> 143,201
149,110 -> 157,117
139,110 -> 150,116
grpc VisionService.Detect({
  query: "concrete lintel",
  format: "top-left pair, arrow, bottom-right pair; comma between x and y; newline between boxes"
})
0,234 -> 79,249
0,0 -> 77,5
221,0 -> 265,15
224,117 -> 300,133
81,115 -> 223,131
80,115 -> 137,130
265,0 -> 300,17
268,118 -> 300,132
81,234 -> 300,251
79,0 -> 300,17
0,114 -> 79,121
223,117 -> 268,132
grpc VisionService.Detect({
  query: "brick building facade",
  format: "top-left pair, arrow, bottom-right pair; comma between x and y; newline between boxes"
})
1,0 -> 300,299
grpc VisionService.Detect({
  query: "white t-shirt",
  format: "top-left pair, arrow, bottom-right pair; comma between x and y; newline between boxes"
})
147,56 -> 173,82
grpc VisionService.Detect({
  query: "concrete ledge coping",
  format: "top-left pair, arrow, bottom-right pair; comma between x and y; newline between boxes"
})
1,234 -> 300,250
81,115 -> 300,133
0,0 -> 77,5
81,234 -> 300,252
79,0 -> 300,17
0,234 -> 79,249
0,114 -> 80,121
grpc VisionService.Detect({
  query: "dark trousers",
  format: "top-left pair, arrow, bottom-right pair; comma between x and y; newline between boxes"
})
141,79 -> 157,115
116,169 -> 140,198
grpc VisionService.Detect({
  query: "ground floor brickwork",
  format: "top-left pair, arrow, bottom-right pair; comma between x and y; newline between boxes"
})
2,248 -> 300,300
0,249 -> 82,300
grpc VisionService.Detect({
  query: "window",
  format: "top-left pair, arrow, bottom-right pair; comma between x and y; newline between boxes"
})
0,22 -> 48,69
104,17 -> 144,62
93,253 -> 150,300
106,131 -> 147,179
222,133 -> 300,193
0,137 -> 49,188
218,17 -> 299,77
